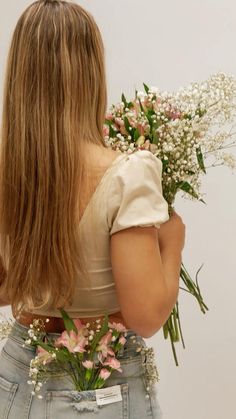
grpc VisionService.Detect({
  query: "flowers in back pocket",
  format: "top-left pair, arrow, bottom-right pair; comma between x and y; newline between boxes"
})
23,309 -> 127,399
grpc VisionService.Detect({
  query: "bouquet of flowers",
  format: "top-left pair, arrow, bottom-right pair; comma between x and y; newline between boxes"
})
19,310 -> 127,399
103,72 -> 236,365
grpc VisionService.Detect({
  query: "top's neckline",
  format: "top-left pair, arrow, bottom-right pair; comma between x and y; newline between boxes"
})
78,152 -> 127,228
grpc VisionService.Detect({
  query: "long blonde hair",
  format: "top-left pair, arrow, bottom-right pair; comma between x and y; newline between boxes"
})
0,0 -> 107,316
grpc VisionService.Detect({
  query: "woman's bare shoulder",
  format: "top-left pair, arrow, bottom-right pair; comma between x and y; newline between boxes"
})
86,144 -> 120,168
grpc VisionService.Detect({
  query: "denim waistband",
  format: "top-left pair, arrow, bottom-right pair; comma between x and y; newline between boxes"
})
8,320 -> 146,359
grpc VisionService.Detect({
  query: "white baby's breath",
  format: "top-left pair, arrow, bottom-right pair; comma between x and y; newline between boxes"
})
0,314 -> 13,341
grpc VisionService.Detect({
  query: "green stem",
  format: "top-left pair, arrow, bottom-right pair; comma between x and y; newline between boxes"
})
162,259 -> 209,366
175,300 -> 185,349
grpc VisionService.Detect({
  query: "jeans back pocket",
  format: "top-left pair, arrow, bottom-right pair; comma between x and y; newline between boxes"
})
46,382 -> 129,418
0,376 -> 18,419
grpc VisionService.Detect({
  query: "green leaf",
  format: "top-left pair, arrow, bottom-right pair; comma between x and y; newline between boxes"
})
143,83 -> 150,94
162,159 -> 169,172
124,116 -> 131,135
138,99 -> 145,113
60,309 -> 77,333
134,128 -> 140,140
196,146 -> 206,174
183,113 -> 192,120
197,107 -> 207,118
54,349 -> 72,363
109,125 -> 115,138
146,113 -> 153,130
185,169 -> 196,175
152,131 -> 159,145
37,341 -> 55,353
104,119 -> 113,126
121,93 -> 127,108
90,312 -> 109,353
177,181 -> 199,199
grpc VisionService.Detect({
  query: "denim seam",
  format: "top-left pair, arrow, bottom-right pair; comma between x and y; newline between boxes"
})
1,348 -> 68,379
23,393 -> 33,419
8,335 -> 35,352
1,348 -> 30,372
0,380 -> 18,419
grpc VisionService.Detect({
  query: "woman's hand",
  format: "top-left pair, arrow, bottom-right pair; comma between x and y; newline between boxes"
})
157,209 -> 186,253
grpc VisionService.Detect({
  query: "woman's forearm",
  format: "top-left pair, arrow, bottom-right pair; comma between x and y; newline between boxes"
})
159,245 -> 182,321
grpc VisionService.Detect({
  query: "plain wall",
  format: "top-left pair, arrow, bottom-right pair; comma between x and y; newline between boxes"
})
1,1 -> 236,419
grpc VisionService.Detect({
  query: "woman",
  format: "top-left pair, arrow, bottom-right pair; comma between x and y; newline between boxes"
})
0,0 -> 185,418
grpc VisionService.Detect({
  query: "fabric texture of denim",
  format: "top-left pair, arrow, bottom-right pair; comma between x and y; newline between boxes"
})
0,321 -> 163,418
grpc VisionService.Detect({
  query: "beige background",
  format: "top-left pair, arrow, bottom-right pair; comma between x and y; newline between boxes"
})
1,1 -> 236,418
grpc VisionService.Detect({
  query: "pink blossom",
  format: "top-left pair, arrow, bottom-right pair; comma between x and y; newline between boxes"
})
108,322 -> 127,333
103,125 -> 110,137
82,360 -> 94,369
170,111 -> 181,120
96,331 -> 115,360
102,356 -> 122,372
119,124 -> 128,135
118,335 -> 127,345
55,330 -> 88,353
37,346 -> 54,365
136,123 -> 145,136
73,318 -> 84,331
99,368 -> 111,380
105,113 -> 113,121
114,117 -> 125,127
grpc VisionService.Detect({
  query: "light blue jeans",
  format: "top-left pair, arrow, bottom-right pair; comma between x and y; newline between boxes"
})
0,321 -> 163,418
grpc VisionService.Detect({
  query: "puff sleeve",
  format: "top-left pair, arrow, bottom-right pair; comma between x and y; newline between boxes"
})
107,150 -> 169,235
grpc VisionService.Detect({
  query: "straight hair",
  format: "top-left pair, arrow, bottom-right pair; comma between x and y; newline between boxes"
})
0,0 -> 108,317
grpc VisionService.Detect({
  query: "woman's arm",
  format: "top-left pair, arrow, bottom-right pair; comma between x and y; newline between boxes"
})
110,212 -> 185,338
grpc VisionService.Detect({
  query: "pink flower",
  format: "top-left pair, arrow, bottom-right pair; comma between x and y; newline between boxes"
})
102,356 -> 122,372
99,368 -> 111,380
37,346 -> 54,365
82,360 -> 94,369
114,117 -> 125,127
55,330 -> 88,353
73,318 -> 84,331
105,112 -> 113,121
118,335 -> 127,345
136,122 -> 145,136
103,125 -> 110,137
108,322 -> 127,333
96,331 -> 115,360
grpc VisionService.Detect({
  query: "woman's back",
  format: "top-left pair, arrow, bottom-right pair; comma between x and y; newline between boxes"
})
22,145 -> 170,338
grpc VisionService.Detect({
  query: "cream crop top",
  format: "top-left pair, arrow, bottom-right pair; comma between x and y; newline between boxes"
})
33,149 -> 170,318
